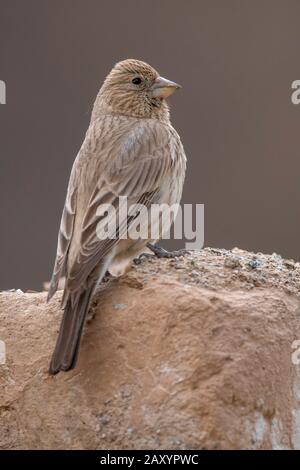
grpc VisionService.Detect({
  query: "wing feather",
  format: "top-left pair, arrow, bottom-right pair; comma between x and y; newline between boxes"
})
48,115 -> 181,300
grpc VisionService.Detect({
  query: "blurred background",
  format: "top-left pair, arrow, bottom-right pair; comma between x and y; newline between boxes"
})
0,0 -> 300,290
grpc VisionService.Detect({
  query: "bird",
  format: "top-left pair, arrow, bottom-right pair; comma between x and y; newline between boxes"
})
47,59 -> 186,374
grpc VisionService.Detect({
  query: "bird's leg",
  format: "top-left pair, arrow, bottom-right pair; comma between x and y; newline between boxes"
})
134,243 -> 189,262
146,242 -> 189,258
134,243 -> 189,264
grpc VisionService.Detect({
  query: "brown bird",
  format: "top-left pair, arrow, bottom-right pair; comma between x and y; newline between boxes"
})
47,59 -> 186,374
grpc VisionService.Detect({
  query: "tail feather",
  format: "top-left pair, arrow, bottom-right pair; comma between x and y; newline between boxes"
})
49,287 -> 94,375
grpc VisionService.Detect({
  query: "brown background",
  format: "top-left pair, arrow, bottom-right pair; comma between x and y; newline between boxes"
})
0,0 -> 300,290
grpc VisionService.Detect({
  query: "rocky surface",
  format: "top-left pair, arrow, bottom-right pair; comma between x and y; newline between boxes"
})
1,247 -> 300,449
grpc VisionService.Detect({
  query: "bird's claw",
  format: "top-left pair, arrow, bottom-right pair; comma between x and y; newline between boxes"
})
146,243 -> 189,259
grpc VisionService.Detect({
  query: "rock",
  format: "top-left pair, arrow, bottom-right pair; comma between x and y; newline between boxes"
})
1,247 -> 300,450
247,258 -> 260,269
224,255 -> 242,269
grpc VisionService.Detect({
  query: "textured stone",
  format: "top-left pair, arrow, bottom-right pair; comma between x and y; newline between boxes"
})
1,247 -> 300,449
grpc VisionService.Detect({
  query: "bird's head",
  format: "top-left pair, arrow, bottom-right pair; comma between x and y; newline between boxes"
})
93,59 -> 181,122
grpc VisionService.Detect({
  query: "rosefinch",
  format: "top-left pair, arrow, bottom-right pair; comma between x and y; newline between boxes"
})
48,59 -> 186,374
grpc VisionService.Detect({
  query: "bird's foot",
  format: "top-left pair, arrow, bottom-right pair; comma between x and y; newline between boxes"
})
134,244 -> 189,264
146,243 -> 189,259
133,252 -> 153,265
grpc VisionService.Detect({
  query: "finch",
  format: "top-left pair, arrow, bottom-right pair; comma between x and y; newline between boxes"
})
47,59 -> 186,374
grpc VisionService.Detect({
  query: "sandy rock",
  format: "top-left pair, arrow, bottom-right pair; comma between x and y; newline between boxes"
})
1,247 -> 300,450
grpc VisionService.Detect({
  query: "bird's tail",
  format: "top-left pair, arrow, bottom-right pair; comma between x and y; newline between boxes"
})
49,287 -> 94,375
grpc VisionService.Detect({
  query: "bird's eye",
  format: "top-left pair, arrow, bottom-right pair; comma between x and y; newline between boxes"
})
132,77 -> 142,85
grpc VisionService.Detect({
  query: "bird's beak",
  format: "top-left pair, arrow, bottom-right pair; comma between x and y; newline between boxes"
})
150,76 -> 182,99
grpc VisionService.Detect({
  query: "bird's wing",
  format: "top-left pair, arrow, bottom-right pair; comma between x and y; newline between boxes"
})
48,115 -> 180,300
47,159 -> 78,301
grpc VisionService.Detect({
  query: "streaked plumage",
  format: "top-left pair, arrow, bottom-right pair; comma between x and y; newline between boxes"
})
48,59 -> 186,374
